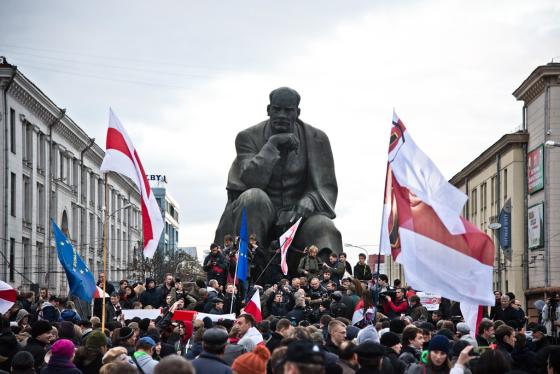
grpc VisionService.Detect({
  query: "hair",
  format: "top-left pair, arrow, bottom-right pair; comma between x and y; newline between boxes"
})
426,351 -> 451,370
495,325 -> 514,344
153,355 -> 195,374
99,362 -> 138,374
210,243 -> 219,249
409,295 -> 421,304
473,349 -> 511,373
224,234 -> 233,242
339,340 -> 357,361
320,314 -> 333,327
359,253 -> 367,259
328,320 -> 346,334
478,320 -> 494,336
339,252 -> 347,258
379,274 -> 389,283
402,326 -> 421,347
239,313 -> 256,327
276,318 -> 292,332
270,346 -> 288,374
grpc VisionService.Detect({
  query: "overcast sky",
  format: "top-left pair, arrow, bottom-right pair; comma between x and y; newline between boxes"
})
1,1 -> 559,260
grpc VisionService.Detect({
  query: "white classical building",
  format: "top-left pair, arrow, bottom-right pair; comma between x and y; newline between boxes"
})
0,57 -> 143,295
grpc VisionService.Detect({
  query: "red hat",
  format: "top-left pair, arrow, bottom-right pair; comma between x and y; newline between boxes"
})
232,344 -> 270,374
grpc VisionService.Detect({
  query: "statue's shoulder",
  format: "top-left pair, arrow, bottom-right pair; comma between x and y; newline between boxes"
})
300,120 -> 329,141
238,120 -> 268,137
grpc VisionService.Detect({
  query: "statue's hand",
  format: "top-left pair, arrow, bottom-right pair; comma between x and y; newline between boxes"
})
269,133 -> 299,152
296,196 -> 315,219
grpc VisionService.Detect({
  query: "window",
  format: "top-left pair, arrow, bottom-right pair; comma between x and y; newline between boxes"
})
491,177 -> 495,207
503,168 -> 508,200
59,153 -> 65,181
9,238 -> 15,282
98,179 -> 103,209
89,213 -> 95,252
471,188 -> 478,219
37,242 -> 44,278
81,167 -> 87,202
10,108 -> 16,154
23,238 -> 31,282
89,173 -> 96,205
23,175 -> 31,222
73,159 -> 79,191
37,183 -> 45,224
37,133 -> 46,171
10,172 -> 16,217
22,123 -> 32,163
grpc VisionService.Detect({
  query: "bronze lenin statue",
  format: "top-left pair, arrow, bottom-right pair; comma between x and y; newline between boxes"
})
214,87 -> 342,277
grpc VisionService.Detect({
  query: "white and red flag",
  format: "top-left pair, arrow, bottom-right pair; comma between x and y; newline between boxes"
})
244,288 -> 262,323
94,286 -> 110,299
0,281 -> 16,314
100,109 -> 164,258
279,218 -> 302,276
379,112 -> 495,306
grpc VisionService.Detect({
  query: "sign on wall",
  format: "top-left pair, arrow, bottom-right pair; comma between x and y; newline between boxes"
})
528,145 -> 544,194
528,202 -> 544,249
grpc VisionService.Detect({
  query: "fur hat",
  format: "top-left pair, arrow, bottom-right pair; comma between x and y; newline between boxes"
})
232,345 -> 271,374
31,320 -> 52,338
380,331 -> 401,347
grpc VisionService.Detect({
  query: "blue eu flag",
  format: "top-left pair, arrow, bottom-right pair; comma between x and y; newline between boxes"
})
236,209 -> 249,282
51,220 -> 96,301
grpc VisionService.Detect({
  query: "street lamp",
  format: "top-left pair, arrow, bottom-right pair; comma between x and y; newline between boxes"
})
544,140 -> 560,148
344,243 -> 369,257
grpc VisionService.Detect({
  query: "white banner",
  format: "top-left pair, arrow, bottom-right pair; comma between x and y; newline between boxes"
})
195,312 -> 236,322
122,309 -> 161,320
416,292 -> 441,311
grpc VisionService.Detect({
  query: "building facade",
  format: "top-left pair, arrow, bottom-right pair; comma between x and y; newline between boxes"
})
449,132 -> 528,309
0,58 -> 143,295
153,185 -> 180,257
513,62 -> 560,316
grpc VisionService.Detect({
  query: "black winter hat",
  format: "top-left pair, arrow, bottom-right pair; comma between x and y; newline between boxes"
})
119,326 -> 134,340
389,318 -> 405,334
380,331 -> 401,347
31,320 -> 52,338
139,318 -> 150,331
11,351 -> 35,370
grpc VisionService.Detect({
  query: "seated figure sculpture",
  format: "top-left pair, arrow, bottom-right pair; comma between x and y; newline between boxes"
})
214,87 -> 342,279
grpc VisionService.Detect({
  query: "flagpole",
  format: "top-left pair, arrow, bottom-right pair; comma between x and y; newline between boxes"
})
101,173 -> 109,332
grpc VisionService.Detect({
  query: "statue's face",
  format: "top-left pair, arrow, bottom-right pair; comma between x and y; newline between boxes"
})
267,89 -> 300,134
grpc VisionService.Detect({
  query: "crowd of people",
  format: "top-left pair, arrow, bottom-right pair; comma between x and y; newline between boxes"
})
2,240 -> 560,374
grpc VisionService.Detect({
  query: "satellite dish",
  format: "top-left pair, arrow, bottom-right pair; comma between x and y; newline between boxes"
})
488,222 -> 502,230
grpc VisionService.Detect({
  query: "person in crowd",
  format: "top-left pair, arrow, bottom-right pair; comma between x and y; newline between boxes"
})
74,330 -> 107,374
203,243 -> 228,286
10,351 -> 36,374
337,340 -> 359,374
493,295 -> 517,323
121,285 -> 137,309
354,341 -> 385,374
405,335 -> 451,374
297,245 -> 322,281
266,318 -> 293,353
154,355 -> 195,374
97,273 -> 115,296
232,344 -> 270,374
191,328 -> 232,374
140,278 -> 162,308
0,316 -> 19,372
494,324 -> 516,365
320,269 -> 332,289
324,320 -> 346,356
383,288 -> 408,319
380,331 -> 406,374
105,292 -> 123,323
338,252 -> 352,276
353,253 -> 372,282
306,278 -> 328,311
158,274 -> 176,307
237,314 -> 263,351
39,339 -> 82,374
408,295 -> 429,322
476,319 -> 494,347
283,340 -> 325,374
131,336 -> 159,374
399,326 -> 424,364
209,298 -> 226,315
115,326 -> 136,355
24,320 -> 53,371
323,253 -> 345,285
267,292 -> 294,318
455,322 -> 477,348
542,292 -> 560,338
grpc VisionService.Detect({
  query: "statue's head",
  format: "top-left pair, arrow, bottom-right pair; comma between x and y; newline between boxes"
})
267,87 -> 301,134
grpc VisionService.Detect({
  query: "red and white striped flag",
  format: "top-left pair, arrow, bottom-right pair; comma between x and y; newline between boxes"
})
380,112 -> 495,306
94,286 -> 110,299
279,218 -> 302,276
244,288 -> 262,323
0,281 -> 16,314
100,109 -> 164,258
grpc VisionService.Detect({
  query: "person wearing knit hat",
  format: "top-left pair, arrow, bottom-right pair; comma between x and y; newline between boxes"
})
74,330 -> 107,374
23,320 -> 53,371
404,335 -> 451,373
10,351 -> 35,374
117,326 -> 136,355
232,344 -> 271,374
380,331 -> 406,374
40,339 -> 81,374
86,330 -> 108,350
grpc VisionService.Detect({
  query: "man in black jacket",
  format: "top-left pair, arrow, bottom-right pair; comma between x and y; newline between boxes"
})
191,328 -> 232,374
24,320 -> 53,371
266,318 -> 293,353
354,253 -> 372,281
203,244 -> 228,286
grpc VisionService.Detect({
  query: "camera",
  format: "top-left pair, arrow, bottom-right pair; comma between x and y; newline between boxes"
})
380,290 -> 397,300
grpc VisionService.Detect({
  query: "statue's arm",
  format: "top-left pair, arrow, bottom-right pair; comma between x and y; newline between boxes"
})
235,131 -> 281,189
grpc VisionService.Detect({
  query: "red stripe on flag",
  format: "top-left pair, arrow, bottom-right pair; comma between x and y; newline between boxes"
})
393,175 -> 494,267
141,199 -> 154,248
133,150 -> 151,196
0,289 -> 16,303
106,128 -> 134,161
